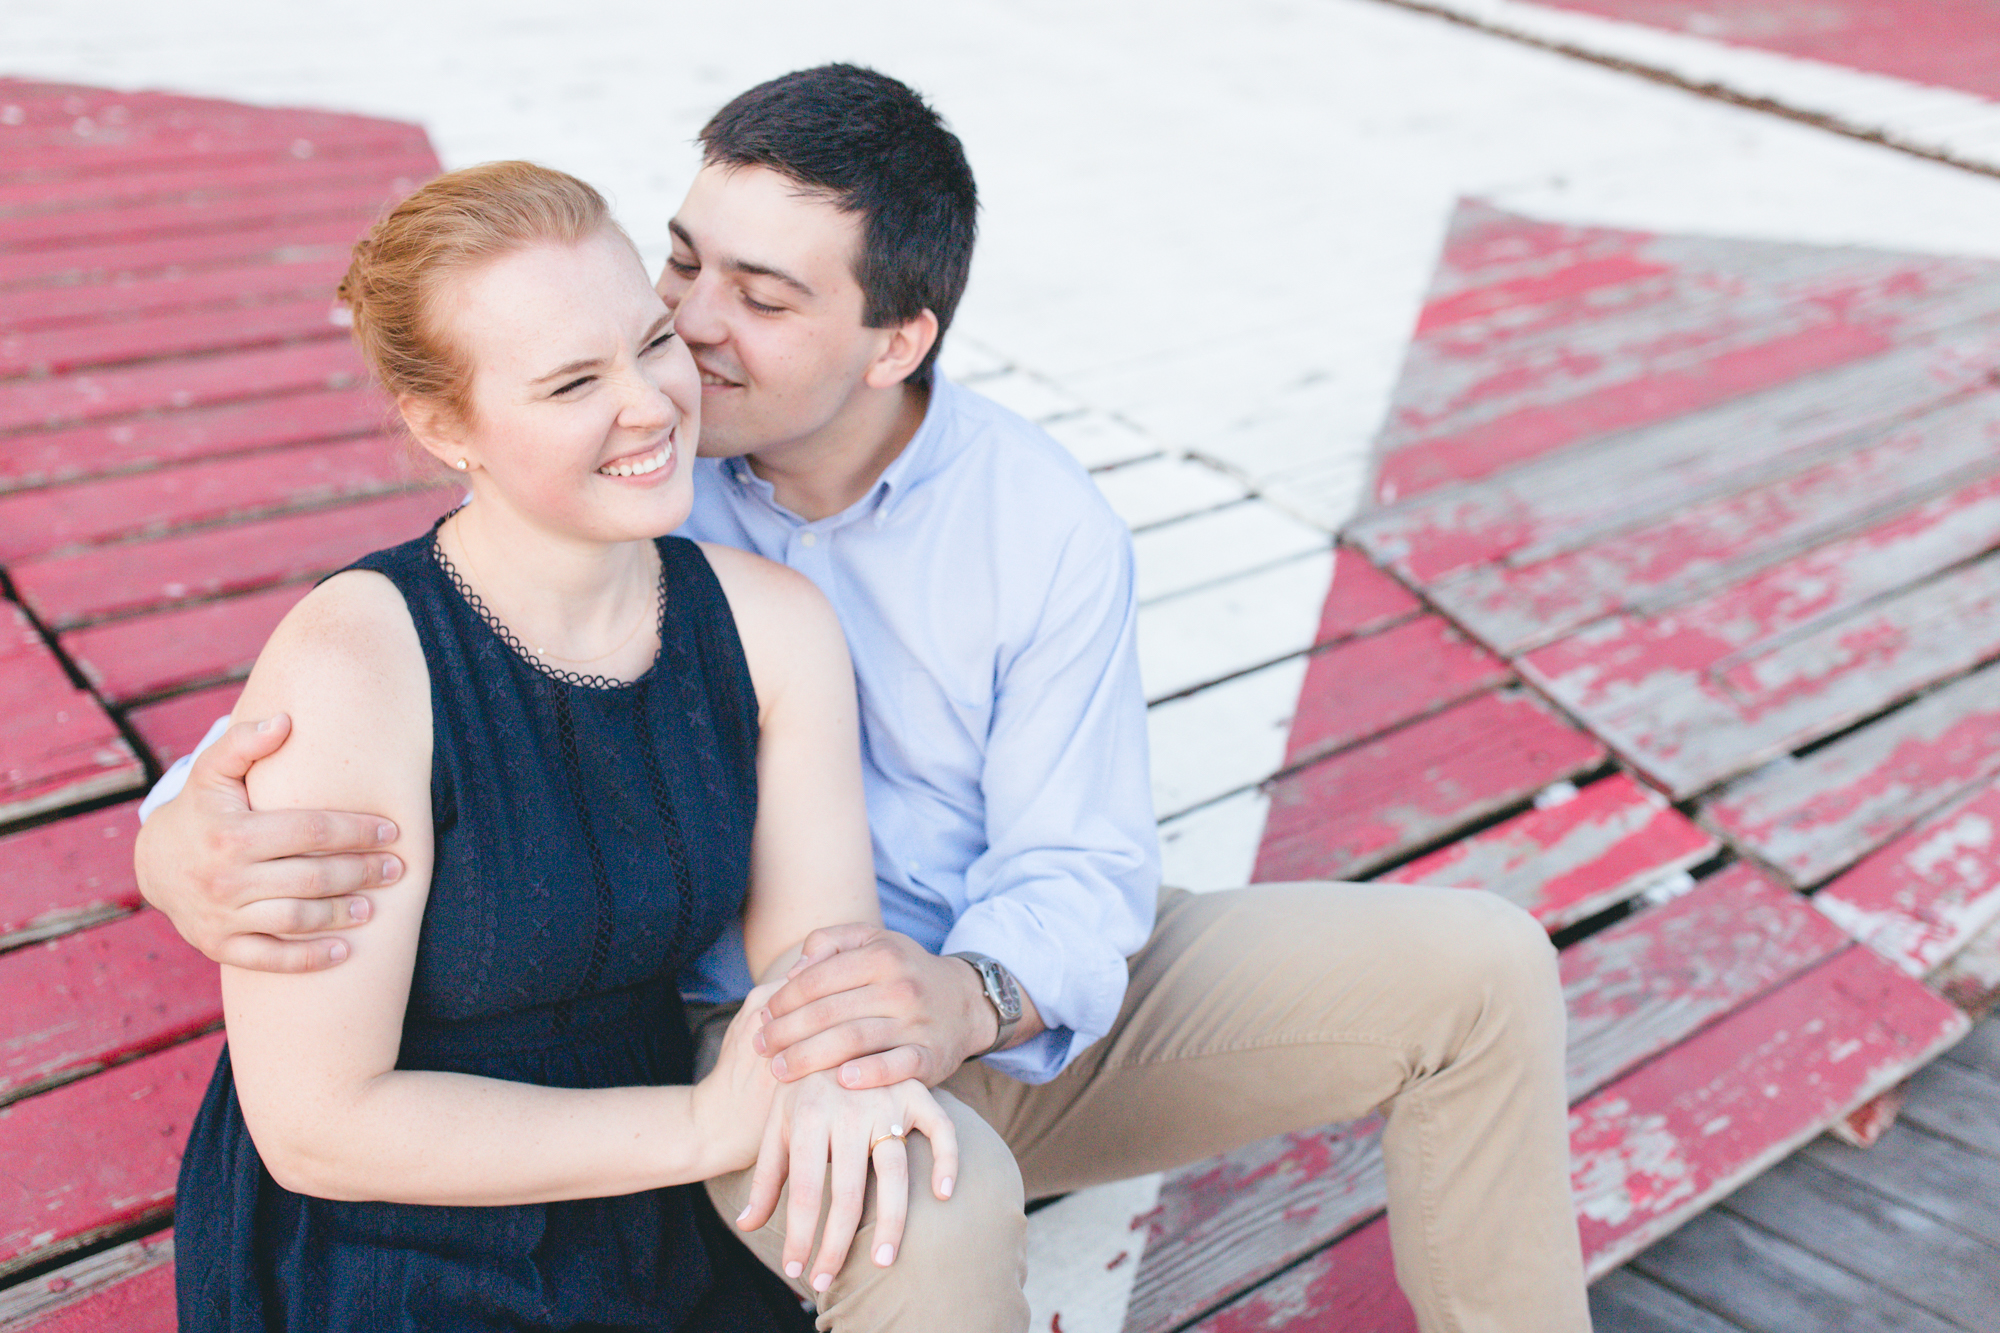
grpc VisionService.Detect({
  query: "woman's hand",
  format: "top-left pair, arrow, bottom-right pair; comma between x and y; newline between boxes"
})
690,983 -> 785,1177
735,1072 -> 959,1294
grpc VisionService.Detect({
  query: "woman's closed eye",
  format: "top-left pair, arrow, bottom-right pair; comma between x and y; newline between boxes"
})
641,329 -> 678,355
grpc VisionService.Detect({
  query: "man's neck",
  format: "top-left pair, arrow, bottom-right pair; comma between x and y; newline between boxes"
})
750,381 -> 931,522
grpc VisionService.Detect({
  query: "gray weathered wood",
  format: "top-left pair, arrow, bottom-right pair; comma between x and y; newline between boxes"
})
1587,1268 -> 1748,1333
1803,1125 -> 2000,1250
1894,1058 -> 2000,1159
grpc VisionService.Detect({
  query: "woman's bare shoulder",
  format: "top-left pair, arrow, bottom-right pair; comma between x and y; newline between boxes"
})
239,569 -> 428,729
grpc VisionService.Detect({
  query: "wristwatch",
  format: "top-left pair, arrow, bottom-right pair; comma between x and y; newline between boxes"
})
949,951 -> 1024,1058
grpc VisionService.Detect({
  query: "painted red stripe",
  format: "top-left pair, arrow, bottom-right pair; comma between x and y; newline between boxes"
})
0,217 -> 362,290
1314,549 -> 1421,646
0,176 -> 412,251
63,583 -> 312,705
127,682 -> 240,770
0,385 -> 389,491
1815,780 -> 2000,976
1187,1215 -> 1413,1333
0,118 -> 428,179
0,910 -> 218,1105
0,256 -> 347,332
1282,614 -> 1509,769
3,1256 -> 177,1333
0,606 -> 142,826
0,1233 -> 176,1333
0,1033 -> 221,1281
14,487 -> 454,629
1256,690 -> 1606,883
0,146 -> 435,217
0,804 -> 140,950
0,338 -> 364,433
0,295 -> 346,378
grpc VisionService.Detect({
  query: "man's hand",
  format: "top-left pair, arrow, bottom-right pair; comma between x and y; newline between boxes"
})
755,925 -> 1042,1089
134,714 -> 403,972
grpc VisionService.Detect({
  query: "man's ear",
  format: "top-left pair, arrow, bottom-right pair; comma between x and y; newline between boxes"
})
862,309 -> 941,389
398,394 -> 469,472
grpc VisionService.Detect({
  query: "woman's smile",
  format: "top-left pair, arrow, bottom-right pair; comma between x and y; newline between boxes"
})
596,427 -> 678,479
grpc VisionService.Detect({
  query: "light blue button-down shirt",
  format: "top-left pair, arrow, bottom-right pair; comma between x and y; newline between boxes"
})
679,376 -> 1161,1082
142,376 -> 1160,1083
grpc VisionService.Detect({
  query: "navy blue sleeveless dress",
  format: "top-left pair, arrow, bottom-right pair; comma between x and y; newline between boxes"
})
175,525 -> 808,1332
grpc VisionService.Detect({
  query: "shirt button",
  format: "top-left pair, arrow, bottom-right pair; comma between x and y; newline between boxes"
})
800,532 -> 818,548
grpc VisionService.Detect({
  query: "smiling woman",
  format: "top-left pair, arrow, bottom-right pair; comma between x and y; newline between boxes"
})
169,161 -> 956,1333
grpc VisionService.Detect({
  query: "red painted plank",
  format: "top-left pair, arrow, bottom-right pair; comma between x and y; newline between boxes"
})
1569,945 -> 1966,1275
0,805 -> 140,950
0,435 -> 422,562
14,486 -> 453,629
1703,659 -> 2000,887
1255,690 -> 1606,883
0,255 -> 346,331
1814,779 -> 2000,976
126,683 -> 238,770
0,217 -> 363,291
0,295 -> 346,378
0,177 -> 412,251
0,114 -> 427,181
1187,1215 -> 1414,1333
0,606 -> 141,826
0,144 -> 435,218
0,910 -> 218,1105
1379,773 -> 1716,931
62,582 -> 310,705
1313,549 -> 1421,647
0,1033 -> 222,1281
1351,322 -> 2000,587
0,338 -> 363,434
1431,394 -> 2000,656
1282,614 -> 1509,769
0,1233 -> 174,1333
0,385 -> 389,491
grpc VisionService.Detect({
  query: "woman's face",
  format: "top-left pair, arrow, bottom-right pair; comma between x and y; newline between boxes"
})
431,227 -> 701,543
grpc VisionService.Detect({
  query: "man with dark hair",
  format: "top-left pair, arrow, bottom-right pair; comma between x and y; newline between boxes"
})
136,64 -> 1591,1333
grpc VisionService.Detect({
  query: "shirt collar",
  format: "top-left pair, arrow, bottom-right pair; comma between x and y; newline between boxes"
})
724,376 -> 954,532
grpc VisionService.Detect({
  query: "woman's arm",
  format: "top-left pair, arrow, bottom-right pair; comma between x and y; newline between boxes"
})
221,570 -> 771,1205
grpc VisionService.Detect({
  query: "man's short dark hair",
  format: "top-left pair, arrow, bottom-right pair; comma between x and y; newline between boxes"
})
698,64 -> 978,387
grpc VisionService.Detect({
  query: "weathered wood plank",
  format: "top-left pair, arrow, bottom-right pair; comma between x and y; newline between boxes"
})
1352,320 -> 2000,585
1094,454 -> 1246,532
1185,1215 -> 1413,1333
1148,657 -> 1304,821
1132,501 -> 1327,605
1256,689 -> 1605,883
0,805 -> 140,951
0,385 -> 388,492
1894,1057 -> 2000,1159
1281,614 -> 1510,771
1588,1267 -> 1748,1333
126,684 -> 238,770
0,295 -> 345,379
1314,547 -> 1421,647
0,338 -> 362,434
1431,393 -> 2000,656
1703,658 -> 2000,887
1816,780 -> 2000,977
1718,1153 -> 2000,1329
14,487 -> 453,630
0,1032 -> 220,1282
0,117 -> 427,183
1377,773 -> 1716,932
1043,410 -> 1160,472
1934,912 -> 2000,1015
0,1233 -> 173,1333
0,140 -> 433,217
62,582 -> 310,705
0,218 -> 362,292
0,606 -> 142,826
0,910 -> 218,1106
0,254 -> 347,331
1571,946 -> 1967,1275
0,435 -> 421,563
0,175 -> 412,251
1138,550 -> 1332,703
1628,1206 -> 1965,1333
1805,1122 -> 2000,1251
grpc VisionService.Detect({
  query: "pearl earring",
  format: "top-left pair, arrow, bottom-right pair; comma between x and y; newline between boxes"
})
454,458 -> 469,471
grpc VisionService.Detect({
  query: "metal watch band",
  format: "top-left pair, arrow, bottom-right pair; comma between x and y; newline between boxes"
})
948,951 -> 1023,1058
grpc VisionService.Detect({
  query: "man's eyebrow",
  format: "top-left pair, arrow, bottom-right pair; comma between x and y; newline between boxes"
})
531,314 -> 674,385
669,220 -> 814,299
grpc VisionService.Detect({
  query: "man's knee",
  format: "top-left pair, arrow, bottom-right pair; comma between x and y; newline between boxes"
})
882,1094 -> 1027,1293
1424,890 -> 1562,1040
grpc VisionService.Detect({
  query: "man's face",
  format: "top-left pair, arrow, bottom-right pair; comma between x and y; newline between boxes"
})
658,163 -> 888,461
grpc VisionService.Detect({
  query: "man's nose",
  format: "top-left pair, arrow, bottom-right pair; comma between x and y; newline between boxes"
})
670,270 -> 726,347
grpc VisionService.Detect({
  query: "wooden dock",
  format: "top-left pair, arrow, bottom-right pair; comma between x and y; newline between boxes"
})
2,71 -> 1998,1331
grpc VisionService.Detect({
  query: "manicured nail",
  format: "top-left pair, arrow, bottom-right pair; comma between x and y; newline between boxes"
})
813,1272 -> 832,1293
940,1177 -> 954,1199
348,897 -> 371,923
255,717 -> 273,733
736,1207 -> 754,1228
875,1243 -> 894,1266
379,855 -> 402,882
785,1261 -> 803,1280
770,1054 -> 788,1079
375,822 -> 396,844
752,1030 -> 767,1055
327,940 -> 349,963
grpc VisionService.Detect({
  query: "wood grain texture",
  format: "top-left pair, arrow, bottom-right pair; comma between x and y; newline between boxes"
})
0,1233 -> 173,1333
0,1033 -> 220,1282
125,683 -> 238,770
1816,779 -> 2000,976
61,581 -> 310,704
0,338 -> 363,435
1281,614 -> 1509,771
1138,550 -> 1333,702
0,606 -> 141,826
0,295 -> 347,379
0,141 -> 434,219
1703,658 -> 2000,887
1256,689 -> 1605,883
1377,773 -> 1715,931
0,254 -> 348,331
0,911 -> 217,1106
0,176 -> 413,251
1570,945 -> 1967,1275
0,219 -> 367,291
1933,911 -> 2000,1015
1185,1215 -> 1415,1333
14,486 -> 454,630
0,805 -> 139,951
1315,549 -> 1422,647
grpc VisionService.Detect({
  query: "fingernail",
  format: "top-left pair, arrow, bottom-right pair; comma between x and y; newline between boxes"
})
752,1030 -> 767,1055
255,718 -> 273,733
349,897 -> 371,923
940,1177 -> 954,1199
759,1006 -> 773,1024
327,940 -> 349,963
770,1055 -> 787,1079
785,1261 -> 803,1280
875,1243 -> 894,1266
376,822 -> 396,844
813,1273 -> 832,1293
736,1207 -> 754,1228
380,855 -> 402,883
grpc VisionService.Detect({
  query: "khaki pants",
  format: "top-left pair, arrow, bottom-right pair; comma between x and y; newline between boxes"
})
699,883 -> 1592,1333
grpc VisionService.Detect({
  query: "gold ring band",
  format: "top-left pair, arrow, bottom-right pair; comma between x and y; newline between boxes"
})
868,1128 -> 907,1154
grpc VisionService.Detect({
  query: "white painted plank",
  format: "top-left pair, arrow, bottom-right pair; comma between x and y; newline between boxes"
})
1094,454 -> 1248,532
1045,411 -> 1165,474
1024,1174 -> 1162,1333
1132,501 -> 1328,605
1147,656 -> 1306,820
1137,549 -> 1332,702
1157,787 -> 1268,893
971,367 -> 1088,424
